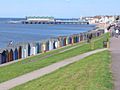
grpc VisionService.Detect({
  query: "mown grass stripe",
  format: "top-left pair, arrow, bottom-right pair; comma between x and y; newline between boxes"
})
11,50 -> 113,90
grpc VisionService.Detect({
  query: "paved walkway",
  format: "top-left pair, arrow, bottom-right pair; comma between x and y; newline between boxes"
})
0,48 -> 107,90
110,36 -> 120,90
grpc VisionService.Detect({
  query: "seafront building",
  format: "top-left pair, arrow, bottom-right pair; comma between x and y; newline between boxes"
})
84,15 -> 116,24
82,15 -> 117,32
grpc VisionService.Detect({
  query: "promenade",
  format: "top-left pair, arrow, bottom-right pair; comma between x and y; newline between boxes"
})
0,49 -> 107,90
110,36 -> 120,90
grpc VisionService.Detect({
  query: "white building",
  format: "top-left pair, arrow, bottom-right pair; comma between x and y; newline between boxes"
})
26,16 -> 55,22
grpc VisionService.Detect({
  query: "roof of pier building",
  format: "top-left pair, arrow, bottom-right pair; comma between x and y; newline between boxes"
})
26,16 -> 55,22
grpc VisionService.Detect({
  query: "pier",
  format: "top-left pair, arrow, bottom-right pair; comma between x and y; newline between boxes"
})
21,17 -> 89,25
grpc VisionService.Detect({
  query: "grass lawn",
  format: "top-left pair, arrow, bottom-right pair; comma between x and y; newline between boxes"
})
11,50 -> 113,90
0,33 -> 109,83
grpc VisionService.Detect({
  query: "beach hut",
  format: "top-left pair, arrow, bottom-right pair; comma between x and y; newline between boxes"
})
73,35 -> 78,43
8,49 -> 13,62
90,31 -> 94,38
93,31 -> 97,38
61,37 -> 65,46
72,35 -> 75,43
0,49 -> 7,64
36,42 -> 41,54
31,46 -> 36,56
0,50 -> 3,64
66,36 -> 69,45
46,40 -> 49,51
22,48 -> 27,58
99,29 -> 104,35
83,33 -> 88,41
2,50 -> 7,63
71,35 -> 74,44
77,34 -> 80,42
60,36 -> 64,47
80,33 -> 83,41
58,36 -> 63,47
18,46 -> 22,59
54,40 -> 59,49
21,43 -> 29,59
68,36 -> 72,44
63,36 -> 67,46
98,30 -> 104,36
57,38 -> 61,48
75,34 -> 79,43
53,40 -> 56,49
76,34 -> 79,43
13,48 -> 18,60
5,50 -> 9,62
76,35 -> 79,43
49,39 -> 56,50
30,42 -> 37,56
41,42 -> 47,53
78,34 -> 81,42
28,43 -> 31,56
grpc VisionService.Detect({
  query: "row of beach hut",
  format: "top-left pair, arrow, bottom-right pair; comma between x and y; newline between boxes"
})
0,30 -> 104,64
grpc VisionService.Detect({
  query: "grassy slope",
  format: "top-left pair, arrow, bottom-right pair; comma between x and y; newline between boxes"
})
11,50 -> 113,90
0,33 -> 109,83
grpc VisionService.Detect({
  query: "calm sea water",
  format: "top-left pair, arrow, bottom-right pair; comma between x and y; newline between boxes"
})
0,20 -> 95,48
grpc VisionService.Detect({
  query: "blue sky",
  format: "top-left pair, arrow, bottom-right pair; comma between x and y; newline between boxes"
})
0,0 -> 120,18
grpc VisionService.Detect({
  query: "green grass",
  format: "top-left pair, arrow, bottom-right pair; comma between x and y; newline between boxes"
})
0,33 -> 109,83
11,50 -> 113,90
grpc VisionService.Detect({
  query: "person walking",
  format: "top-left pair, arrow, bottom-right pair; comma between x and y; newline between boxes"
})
115,29 -> 119,38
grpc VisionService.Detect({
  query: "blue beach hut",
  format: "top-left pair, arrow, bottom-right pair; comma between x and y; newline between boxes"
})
13,48 -> 18,60
68,36 -> 72,44
76,34 -> 80,43
0,49 -> 7,64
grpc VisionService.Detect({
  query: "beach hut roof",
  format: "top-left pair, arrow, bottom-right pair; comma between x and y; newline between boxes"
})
5,47 -> 15,52
0,49 -> 6,53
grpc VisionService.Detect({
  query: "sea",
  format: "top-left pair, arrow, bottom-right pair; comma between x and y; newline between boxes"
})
0,18 -> 95,49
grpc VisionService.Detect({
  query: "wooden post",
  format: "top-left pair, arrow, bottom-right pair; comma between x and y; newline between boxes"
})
107,42 -> 110,48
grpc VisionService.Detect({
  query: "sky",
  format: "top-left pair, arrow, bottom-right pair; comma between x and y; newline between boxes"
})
0,0 -> 120,18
